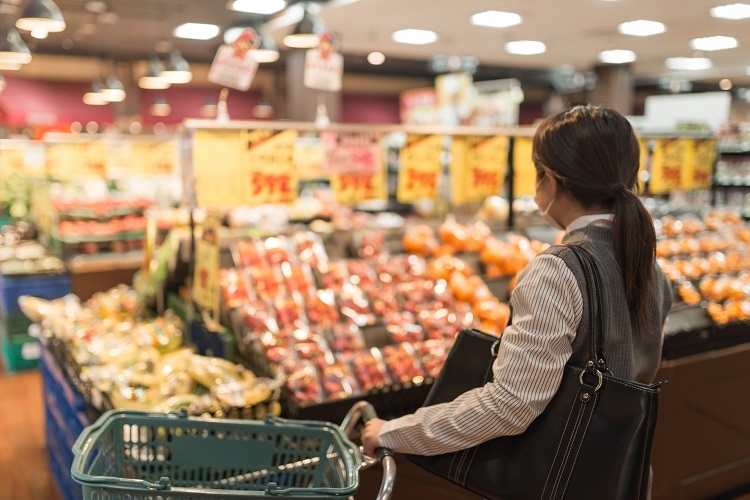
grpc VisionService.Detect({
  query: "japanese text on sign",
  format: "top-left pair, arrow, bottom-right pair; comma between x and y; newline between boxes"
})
451,135 -> 509,204
321,131 -> 381,174
244,129 -> 298,205
650,139 -> 686,194
397,134 -> 443,203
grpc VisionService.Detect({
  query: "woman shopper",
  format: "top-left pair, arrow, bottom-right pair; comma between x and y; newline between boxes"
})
362,104 -> 672,489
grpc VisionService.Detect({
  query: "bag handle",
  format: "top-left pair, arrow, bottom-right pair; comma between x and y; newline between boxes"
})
567,244 -> 610,378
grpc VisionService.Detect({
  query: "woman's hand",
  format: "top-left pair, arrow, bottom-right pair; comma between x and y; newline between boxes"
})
362,418 -> 387,458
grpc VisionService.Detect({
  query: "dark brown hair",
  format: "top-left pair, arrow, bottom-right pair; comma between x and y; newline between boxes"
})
532,104 -> 656,337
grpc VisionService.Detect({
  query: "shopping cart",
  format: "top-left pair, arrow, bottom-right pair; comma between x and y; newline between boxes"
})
71,401 -> 396,499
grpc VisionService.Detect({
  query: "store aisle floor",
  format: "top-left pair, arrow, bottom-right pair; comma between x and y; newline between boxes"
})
0,368 -> 62,500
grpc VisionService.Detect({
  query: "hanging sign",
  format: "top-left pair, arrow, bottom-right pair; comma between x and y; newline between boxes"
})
451,135 -> 509,204
294,134 -> 325,180
397,134 -> 443,203
304,32 -> 343,92
193,130 -> 245,207
244,129 -> 298,205
192,209 -> 221,315
512,136 -> 536,196
684,138 -> 716,190
650,138 -> 687,194
321,131 -> 381,174
208,28 -> 260,91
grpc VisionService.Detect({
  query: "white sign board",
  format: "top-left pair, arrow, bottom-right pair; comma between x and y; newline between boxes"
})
304,49 -> 343,92
208,44 -> 259,91
643,92 -> 731,132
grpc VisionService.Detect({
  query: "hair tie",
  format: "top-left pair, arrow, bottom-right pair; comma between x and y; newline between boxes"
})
613,183 -> 632,197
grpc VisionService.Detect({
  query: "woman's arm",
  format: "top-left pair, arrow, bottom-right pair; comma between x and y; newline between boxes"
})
374,253 -> 583,456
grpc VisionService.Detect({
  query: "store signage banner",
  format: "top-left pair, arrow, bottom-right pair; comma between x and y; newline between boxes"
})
304,33 -> 343,92
450,135 -> 509,205
397,134 -> 443,203
0,149 -> 25,175
244,129 -> 299,205
512,137 -> 536,197
321,131 -> 381,174
651,138 -> 687,194
684,139 -> 716,190
193,130 -> 246,207
294,135 -> 325,180
400,88 -> 439,126
46,142 -> 109,179
208,29 -> 260,91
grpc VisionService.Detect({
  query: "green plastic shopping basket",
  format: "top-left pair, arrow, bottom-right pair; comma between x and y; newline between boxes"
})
71,409 -> 364,499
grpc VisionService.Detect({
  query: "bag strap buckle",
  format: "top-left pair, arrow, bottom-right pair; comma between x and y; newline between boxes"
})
490,340 -> 500,357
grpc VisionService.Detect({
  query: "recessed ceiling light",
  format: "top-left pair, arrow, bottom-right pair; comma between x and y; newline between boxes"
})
228,0 -> 285,15
599,49 -> 636,64
710,3 -> 750,19
745,66 -> 750,75
173,23 -> 220,41
470,10 -> 522,28
505,40 -> 546,55
367,51 -> 385,65
665,57 -> 712,71
719,78 -> 733,90
392,29 -> 437,45
690,35 -> 738,51
618,20 -> 666,37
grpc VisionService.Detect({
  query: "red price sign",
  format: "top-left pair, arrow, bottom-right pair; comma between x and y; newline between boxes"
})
244,129 -> 298,204
397,134 -> 443,202
331,169 -> 385,205
405,169 -> 438,191
650,139 -> 686,194
250,172 -> 293,198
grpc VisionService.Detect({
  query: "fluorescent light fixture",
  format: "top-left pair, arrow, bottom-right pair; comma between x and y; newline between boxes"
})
599,49 -> 636,64
367,51 -> 385,65
710,3 -> 750,19
101,75 -> 126,102
173,23 -> 220,40
0,29 -> 32,64
161,51 -> 192,84
16,0 -> 66,33
505,40 -> 546,55
470,10 -> 522,28
392,28 -> 438,45
283,7 -> 325,48
30,27 -> 48,39
665,57 -> 712,70
690,35 -> 738,51
138,58 -> 170,90
83,81 -> 107,105
149,97 -> 171,117
228,0 -> 285,14
0,61 -> 23,70
617,19 -> 666,37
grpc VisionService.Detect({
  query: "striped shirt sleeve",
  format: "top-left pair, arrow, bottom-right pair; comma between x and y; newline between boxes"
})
377,253 -> 583,456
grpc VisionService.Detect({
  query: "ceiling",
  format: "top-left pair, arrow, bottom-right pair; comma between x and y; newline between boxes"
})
4,0 -> 750,89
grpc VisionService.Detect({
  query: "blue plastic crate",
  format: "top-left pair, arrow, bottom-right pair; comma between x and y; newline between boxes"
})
45,408 -> 82,500
40,348 -> 87,413
0,273 -> 70,315
189,319 -> 236,361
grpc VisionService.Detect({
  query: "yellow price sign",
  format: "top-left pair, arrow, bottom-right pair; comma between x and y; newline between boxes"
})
397,134 -> 443,203
0,149 -> 25,175
650,139 -> 686,194
192,210 -> 221,314
331,168 -> 386,205
638,138 -> 649,191
684,139 -> 716,190
513,136 -> 536,196
244,129 -> 298,205
451,135 -> 509,204
83,142 -> 108,177
193,129 -> 245,208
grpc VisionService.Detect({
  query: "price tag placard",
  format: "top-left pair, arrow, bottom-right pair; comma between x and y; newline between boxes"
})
321,131 -> 381,174
650,138 -> 687,194
330,168 -> 386,205
192,210 -> 221,314
0,149 -> 25,175
512,136 -> 536,196
451,135 -> 509,204
684,139 -> 716,190
397,134 -> 443,203
193,130 -> 245,207
244,129 -> 298,205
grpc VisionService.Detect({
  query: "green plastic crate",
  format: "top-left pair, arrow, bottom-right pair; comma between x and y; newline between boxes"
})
1,333 -> 41,372
72,410 -> 363,499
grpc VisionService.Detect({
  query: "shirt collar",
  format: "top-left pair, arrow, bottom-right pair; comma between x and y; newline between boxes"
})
566,213 -> 614,233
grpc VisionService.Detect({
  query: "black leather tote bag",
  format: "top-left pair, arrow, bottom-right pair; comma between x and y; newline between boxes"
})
407,245 -> 665,500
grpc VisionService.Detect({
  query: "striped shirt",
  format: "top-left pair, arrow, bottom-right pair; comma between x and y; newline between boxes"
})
378,215 -> 627,455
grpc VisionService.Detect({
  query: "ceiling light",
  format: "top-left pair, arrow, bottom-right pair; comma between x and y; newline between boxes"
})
84,0 -> 107,14
138,58 -> 170,89
30,27 -> 48,39
598,49 -> 636,64
690,35 -> 738,51
720,78 -> 733,90
83,81 -> 108,105
470,10 -> 522,28
228,0 -> 285,15
173,23 -> 220,41
283,6 -> 325,48
505,40 -> 546,55
101,74 -> 126,102
161,51 -> 192,84
200,98 -> 217,118
16,0 -> 66,33
665,57 -> 712,70
149,96 -> 171,117
0,29 -> 32,64
392,28 -> 438,45
367,51 -> 385,65
617,19 -> 666,37
252,98 -> 274,118
710,3 -> 750,19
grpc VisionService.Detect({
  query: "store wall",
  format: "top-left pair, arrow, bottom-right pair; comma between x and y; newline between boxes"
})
139,87 -> 262,124
341,94 -> 400,124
